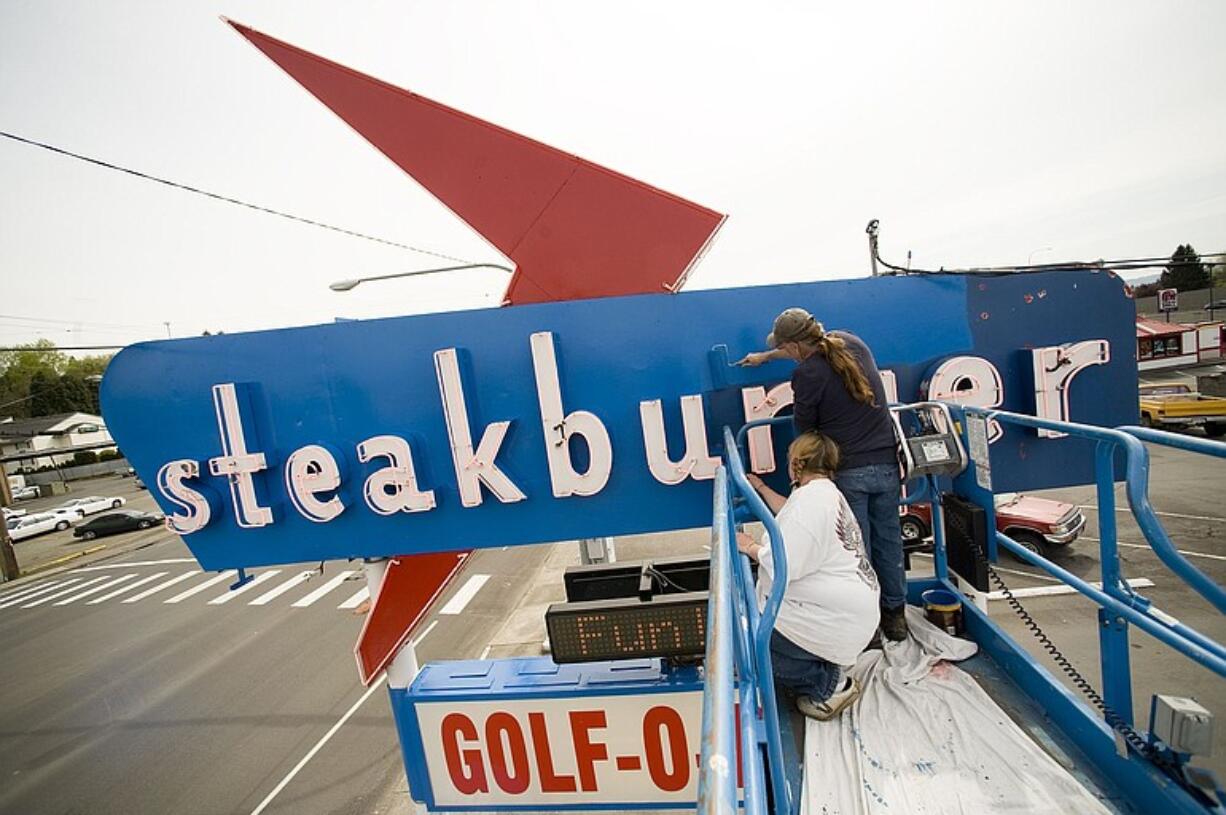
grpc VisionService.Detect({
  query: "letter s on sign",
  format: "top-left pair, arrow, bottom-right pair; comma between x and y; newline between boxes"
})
157,459 -> 216,534
441,713 -> 488,794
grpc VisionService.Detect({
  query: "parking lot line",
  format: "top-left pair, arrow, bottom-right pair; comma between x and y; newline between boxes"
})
122,571 -> 199,603
53,573 -> 140,606
87,572 -> 167,604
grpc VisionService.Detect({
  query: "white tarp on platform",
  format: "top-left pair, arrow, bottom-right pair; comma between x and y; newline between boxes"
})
802,608 -> 1114,814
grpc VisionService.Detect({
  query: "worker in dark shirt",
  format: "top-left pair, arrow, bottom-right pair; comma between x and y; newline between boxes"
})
738,307 -> 908,642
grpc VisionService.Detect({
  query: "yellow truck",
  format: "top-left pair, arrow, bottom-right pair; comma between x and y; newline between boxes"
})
1138,383 -> 1226,436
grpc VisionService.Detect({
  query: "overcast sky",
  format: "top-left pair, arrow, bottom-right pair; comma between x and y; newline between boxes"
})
2,2 -> 1224,350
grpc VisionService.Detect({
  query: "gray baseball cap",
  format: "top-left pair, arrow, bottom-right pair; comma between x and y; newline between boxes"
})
766,307 -> 816,348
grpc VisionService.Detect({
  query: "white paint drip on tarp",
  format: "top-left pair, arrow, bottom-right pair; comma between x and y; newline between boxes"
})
802,608 -> 1113,814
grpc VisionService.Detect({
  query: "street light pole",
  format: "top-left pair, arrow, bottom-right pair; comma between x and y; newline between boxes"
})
329,263 -> 514,292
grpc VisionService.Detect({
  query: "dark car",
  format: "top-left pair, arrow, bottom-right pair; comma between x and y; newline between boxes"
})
72,510 -> 164,540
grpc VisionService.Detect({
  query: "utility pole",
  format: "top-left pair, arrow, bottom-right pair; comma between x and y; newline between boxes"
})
866,219 -> 880,277
0,461 -> 20,581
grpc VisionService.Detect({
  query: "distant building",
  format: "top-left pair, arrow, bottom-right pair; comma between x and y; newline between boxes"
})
0,413 -> 116,469
1135,316 -> 1223,371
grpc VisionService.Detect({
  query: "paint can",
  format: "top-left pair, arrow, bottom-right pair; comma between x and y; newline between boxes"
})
921,589 -> 964,636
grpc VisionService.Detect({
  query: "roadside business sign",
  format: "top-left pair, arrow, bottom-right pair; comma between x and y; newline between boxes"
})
102,269 -> 1138,571
1159,287 -> 1178,313
395,658 -> 734,811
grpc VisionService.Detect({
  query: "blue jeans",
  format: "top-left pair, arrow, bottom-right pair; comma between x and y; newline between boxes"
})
770,629 -> 840,701
834,463 -> 906,611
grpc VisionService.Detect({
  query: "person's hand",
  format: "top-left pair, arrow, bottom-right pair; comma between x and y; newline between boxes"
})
746,472 -> 767,494
736,531 -> 759,559
736,351 -> 773,367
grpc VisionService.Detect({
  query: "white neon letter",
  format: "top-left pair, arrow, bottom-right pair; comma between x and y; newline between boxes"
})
157,459 -> 213,535
357,435 -> 436,515
740,383 -> 794,474
434,348 -> 526,507
284,444 -> 345,523
207,383 -> 273,528
1032,340 -> 1111,438
639,396 -> 720,485
530,332 -> 614,498
926,356 -> 1005,442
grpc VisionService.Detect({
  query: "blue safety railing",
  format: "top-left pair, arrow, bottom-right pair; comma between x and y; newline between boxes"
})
955,407 -> 1226,742
698,423 -> 797,815
699,405 -> 1226,815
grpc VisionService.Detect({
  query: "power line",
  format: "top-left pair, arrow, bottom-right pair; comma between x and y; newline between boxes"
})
866,220 -> 1226,277
0,345 -> 123,352
1,130 -> 472,264
0,313 -> 162,330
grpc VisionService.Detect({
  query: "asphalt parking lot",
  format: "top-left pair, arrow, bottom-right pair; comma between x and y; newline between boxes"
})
6,473 -> 164,575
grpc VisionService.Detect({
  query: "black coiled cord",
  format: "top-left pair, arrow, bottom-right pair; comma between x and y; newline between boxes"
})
948,510 -> 1177,772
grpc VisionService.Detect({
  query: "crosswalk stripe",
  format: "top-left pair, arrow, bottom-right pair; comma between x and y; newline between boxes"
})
249,571 -> 315,606
164,571 -> 237,604
439,574 -> 490,615
208,570 -> 282,605
22,576 -> 111,608
123,571 -> 200,603
291,570 -> 357,608
87,572 -> 168,604
0,579 -> 71,608
53,574 -> 140,606
338,586 -> 370,609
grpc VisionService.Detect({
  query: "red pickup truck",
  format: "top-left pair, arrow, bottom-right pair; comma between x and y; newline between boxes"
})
900,492 -> 1087,557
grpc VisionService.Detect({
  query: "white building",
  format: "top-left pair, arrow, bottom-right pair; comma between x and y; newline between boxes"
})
0,413 -> 116,468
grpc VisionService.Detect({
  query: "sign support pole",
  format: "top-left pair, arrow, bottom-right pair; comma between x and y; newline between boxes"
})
0,461 -> 20,581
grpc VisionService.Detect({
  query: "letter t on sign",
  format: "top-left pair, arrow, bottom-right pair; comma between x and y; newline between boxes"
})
208,383 -> 274,528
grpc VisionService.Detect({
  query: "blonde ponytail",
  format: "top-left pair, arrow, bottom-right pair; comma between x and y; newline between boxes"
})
804,324 -> 875,406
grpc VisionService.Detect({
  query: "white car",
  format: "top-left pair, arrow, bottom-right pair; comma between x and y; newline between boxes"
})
12,485 -> 39,501
57,496 -> 126,517
3,507 -> 27,520
7,512 -> 73,541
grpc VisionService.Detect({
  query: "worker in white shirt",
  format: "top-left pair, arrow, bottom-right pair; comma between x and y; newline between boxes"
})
737,431 -> 881,720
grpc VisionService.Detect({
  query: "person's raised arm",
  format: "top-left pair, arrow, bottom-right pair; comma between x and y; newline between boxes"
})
746,472 -> 787,515
736,348 -> 788,367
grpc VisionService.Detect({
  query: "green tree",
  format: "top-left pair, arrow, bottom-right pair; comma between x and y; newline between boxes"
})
27,370 -> 60,416
0,342 -> 111,419
1160,244 -> 1211,292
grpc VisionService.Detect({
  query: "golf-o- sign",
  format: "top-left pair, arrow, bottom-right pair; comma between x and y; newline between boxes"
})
102,271 -> 1137,570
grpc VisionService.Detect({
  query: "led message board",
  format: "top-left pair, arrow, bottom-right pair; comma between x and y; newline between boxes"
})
101,270 -> 1137,570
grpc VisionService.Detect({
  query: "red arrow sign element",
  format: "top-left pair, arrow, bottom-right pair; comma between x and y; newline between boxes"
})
227,20 -> 725,305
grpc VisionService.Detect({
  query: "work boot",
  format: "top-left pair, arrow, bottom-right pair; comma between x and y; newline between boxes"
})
796,677 -> 861,721
881,605 -> 909,642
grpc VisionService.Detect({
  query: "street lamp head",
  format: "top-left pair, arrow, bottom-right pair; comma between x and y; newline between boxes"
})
329,279 -> 361,292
